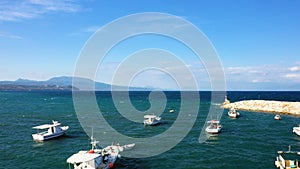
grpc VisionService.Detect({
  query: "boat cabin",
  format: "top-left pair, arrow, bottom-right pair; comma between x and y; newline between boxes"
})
275,148 -> 300,169
67,151 -> 103,169
143,114 -> 161,126
33,122 -> 63,134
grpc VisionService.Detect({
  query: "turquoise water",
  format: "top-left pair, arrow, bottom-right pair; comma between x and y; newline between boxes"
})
1,91 -> 300,169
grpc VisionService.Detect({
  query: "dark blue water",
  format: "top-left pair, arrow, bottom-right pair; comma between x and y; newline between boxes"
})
1,91 -> 300,169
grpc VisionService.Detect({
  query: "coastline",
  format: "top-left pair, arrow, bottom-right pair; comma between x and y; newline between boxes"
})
222,100 -> 300,116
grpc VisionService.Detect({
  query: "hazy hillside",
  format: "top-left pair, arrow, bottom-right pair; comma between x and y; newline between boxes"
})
0,76 -> 148,91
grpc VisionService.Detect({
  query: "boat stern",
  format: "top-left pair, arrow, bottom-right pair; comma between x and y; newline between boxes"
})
61,126 -> 69,131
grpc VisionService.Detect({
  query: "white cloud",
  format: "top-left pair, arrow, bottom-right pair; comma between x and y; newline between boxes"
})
285,73 -> 300,79
84,26 -> 101,33
251,79 -> 271,83
288,66 -> 300,72
225,65 -> 285,83
0,31 -> 23,39
94,58 -> 300,90
0,0 -> 80,22
225,64 -> 300,85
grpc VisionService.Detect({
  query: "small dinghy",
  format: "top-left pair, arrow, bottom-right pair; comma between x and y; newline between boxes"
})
228,108 -> 240,118
274,114 -> 281,120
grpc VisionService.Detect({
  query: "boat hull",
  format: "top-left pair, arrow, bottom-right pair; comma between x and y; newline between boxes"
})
293,127 -> 300,136
228,113 -> 239,118
228,111 -> 240,118
205,127 -> 221,134
274,115 -> 281,120
143,120 -> 160,126
32,131 -> 66,141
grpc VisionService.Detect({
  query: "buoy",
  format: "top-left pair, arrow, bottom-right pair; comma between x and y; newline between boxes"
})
109,162 -> 113,168
88,149 -> 94,154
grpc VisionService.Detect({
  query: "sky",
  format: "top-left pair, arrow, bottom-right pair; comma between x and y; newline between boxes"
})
0,0 -> 300,91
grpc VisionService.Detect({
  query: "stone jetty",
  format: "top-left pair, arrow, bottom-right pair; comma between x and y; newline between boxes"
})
222,100 -> 300,115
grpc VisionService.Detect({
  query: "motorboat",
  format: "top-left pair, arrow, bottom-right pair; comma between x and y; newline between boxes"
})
274,114 -> 282,120
67,136 -> 105,169
67,134 -> 135,169
205,120 -> 222,134
275,145 -> 300,169
143,114 -> 161,126
293,125 -> 300,136
32,120 -> 69,141
228,108 -> 240,118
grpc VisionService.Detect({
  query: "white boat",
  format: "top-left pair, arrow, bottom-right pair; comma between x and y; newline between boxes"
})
205,120 -> 222,134
227,108 -> 240,118
143,114 -> 161,126
67,135 -> 135,169
293,125 -> 300,136
32,120 -> 69,141
275,145 -> 300,169
274,114 -> 282,120
101,143 -> 135,168
169,109 -> 175,113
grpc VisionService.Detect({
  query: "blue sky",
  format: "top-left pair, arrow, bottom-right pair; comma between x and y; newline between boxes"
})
0,0 -> 299,90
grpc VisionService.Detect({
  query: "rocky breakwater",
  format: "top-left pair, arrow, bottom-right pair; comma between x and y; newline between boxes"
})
222,100 -> 300,115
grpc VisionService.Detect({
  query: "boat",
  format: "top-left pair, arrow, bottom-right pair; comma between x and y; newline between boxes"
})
67,134 -> 135,169
32,120 -> 69,141
143,114 -> 161,126
227,108 -> 240,118
205,120 -> 222,134
275,145 -> 300,169
274,114 -> 282,120
293,125 -> 300,136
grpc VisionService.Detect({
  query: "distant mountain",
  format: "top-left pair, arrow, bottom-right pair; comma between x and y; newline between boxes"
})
0,76 -> 149,91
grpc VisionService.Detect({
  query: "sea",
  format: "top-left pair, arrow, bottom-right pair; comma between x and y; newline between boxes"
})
1,91 -> 300,169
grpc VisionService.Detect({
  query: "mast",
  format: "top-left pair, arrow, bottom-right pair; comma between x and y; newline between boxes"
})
90,128 -> 99,150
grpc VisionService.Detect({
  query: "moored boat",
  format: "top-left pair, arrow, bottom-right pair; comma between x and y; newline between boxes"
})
143,114 -> 161,126
293,125 -> 300,136
32,120 -> 69,141
275,145 -> 300,169
227,108 -> 240,118
205,120 -> 222,134
67,134 -> 135,169
274,114 -> 282,120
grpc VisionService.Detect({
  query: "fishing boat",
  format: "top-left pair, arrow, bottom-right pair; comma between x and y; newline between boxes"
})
274,114 -> 282,120
293,125 -> 300,136
32,120 -> 69,141
67,134 -> 135,169
143,114 -> 161,126
275,145 -> 300,169
227,108 -> 240,118
205,120 -> 222,134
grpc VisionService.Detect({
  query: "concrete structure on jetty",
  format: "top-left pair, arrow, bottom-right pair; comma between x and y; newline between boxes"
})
222,100 -> 300,116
